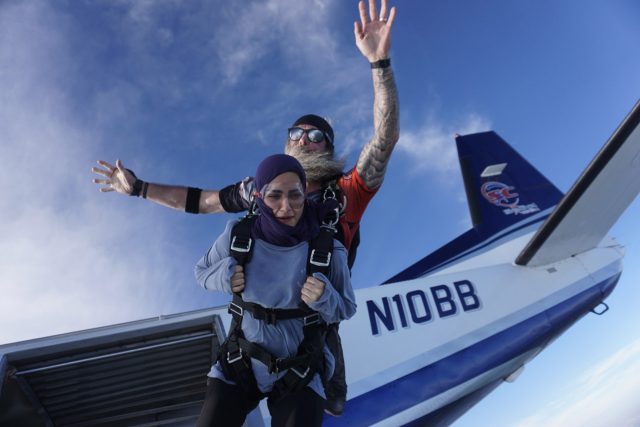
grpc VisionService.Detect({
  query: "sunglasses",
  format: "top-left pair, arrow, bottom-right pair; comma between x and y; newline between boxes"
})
288,127 -> 326,144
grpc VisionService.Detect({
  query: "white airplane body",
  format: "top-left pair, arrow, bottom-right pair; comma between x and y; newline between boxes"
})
331,229 -> 622,426
319,100 -> 640,426
1,101 -> 638,426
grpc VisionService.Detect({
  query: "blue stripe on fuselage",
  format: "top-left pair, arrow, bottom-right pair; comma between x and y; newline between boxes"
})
382,210 -> 551,285
324,273 -> 620,427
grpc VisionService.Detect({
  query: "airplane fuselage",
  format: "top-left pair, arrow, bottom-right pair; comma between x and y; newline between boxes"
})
331,229 -> 623,426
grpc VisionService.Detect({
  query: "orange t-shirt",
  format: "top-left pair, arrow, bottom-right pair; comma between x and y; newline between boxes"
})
336,168 -> 378,251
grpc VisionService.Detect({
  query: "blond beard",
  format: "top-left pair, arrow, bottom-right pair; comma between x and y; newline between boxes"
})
284,144 -> 346,184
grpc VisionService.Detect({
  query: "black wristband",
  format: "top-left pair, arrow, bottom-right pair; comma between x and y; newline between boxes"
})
131,179 -> 143,197
370,58 -> 391,69
185,187 -> 202,214
142,182 -> 149,199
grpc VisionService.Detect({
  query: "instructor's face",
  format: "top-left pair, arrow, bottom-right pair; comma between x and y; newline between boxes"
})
260,172 -> 305,227
287,124 -> 328,153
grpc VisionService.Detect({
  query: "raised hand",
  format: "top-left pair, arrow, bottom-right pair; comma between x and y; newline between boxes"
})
231,265 -> 245,293
354,0 -> 396,62
301,275 -> 326,304
92,159 -> 137,195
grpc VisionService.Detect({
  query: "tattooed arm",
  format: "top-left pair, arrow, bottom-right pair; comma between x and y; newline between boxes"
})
353,0 -> 400,190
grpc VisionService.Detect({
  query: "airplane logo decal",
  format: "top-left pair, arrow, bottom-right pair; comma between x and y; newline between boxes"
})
481,181 -> 520,207
481,181 -> 540,215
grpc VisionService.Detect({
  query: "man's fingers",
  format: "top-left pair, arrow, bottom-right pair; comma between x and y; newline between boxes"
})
99,187 -> 115,193
97,160 -> 114,169
386,6 -> 396,27
93,178 -> 110,185
358,0 -> 368,26
115,159 -> 129,177
91,167 -> 110,178
369,0 -> 378,21
379,0 -> 387,21
234,265 -> 244,273
354,21 -> 363,40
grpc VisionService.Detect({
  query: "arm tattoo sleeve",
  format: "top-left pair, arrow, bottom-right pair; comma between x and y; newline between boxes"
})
356,66 -> 400,190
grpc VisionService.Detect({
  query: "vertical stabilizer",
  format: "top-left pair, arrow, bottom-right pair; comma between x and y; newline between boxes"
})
456,131 -> 563,239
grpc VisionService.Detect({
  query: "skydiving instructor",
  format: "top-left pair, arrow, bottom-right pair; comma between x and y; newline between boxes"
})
92,0 -> 400,418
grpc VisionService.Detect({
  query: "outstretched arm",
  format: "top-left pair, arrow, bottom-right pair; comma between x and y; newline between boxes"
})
92,159 -> 226,213
354,0 -> 400,190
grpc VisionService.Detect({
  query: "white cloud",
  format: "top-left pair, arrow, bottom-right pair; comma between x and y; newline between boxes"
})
396,113 -> 492,177
0,1 -> 187,344
211,0 -> 341,85
514,339 -> 640,427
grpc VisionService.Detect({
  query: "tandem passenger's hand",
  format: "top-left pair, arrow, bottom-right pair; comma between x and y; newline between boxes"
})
301,276 -> 326,304
230,265 -> 245,293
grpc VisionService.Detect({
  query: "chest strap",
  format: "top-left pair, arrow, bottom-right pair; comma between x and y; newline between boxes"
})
229,294 -> 320,325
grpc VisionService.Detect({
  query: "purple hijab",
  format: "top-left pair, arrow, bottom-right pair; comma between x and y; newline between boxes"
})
252,154 -> 337,247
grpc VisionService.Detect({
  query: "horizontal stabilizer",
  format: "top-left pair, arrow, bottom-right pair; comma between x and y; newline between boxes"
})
516,100 -> 640,266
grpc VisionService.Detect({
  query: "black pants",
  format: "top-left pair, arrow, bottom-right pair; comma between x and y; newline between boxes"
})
196,378 -> 325,427
325,324 -> 346,400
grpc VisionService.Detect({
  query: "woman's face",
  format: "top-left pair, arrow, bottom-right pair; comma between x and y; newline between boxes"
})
259,172 -> 305,226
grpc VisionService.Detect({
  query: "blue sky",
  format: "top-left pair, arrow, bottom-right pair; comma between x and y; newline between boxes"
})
1,1 -> 639,425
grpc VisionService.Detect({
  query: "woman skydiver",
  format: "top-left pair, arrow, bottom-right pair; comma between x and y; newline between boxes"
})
194,154 -> 356,427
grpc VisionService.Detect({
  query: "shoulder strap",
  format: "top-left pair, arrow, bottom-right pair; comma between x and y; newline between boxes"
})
307,189 -> 341,276
229,213 -> 257,266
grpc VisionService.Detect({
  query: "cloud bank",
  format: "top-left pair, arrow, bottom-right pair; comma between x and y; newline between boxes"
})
0,1 -> 188,344
515,339 -> 640,427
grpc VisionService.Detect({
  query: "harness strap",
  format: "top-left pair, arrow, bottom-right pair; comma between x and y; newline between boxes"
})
218,316 -> 263,400
229,214 -> 257,265
235,336 -> 313,374
269,319 -> 328,403
230,294 -> 320,325
307,225 -> 336,276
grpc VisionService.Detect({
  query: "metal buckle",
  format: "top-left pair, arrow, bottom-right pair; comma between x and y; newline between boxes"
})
263,309 -> 277,325
303,313 -> 320,326
322,186 -> 337,202
230,236 -> 252,253
291,366 -> 310,379
310,249 -> 331,267
228,302 -> 243,317
321,208 -> 340,228
226,349 -> 244,364
270,358 -> 285,374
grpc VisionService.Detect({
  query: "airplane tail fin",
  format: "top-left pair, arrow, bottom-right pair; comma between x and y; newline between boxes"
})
456,131 -> 563,240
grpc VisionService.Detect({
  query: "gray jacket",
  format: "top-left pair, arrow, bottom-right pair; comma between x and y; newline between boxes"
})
194,220 -> 356,397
